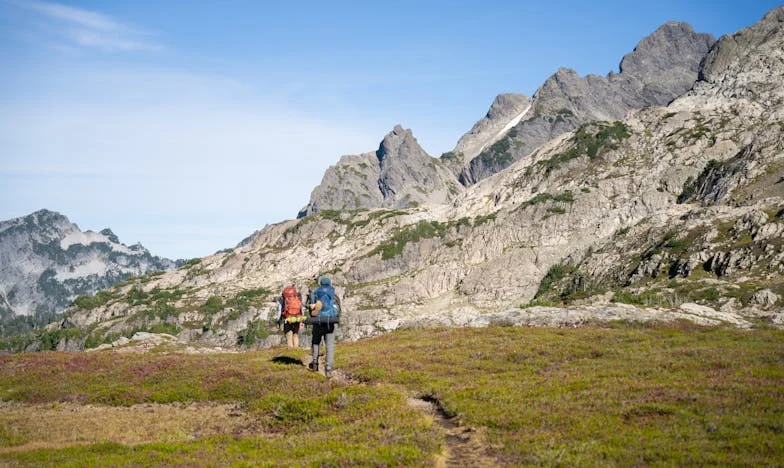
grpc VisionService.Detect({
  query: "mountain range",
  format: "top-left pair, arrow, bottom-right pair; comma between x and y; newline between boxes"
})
298,21 -> 715,215
3,6 -> 783,351
0,210 -> 179,338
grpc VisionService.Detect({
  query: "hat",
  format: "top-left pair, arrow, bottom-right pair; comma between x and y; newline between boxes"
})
319,276 -> 331,285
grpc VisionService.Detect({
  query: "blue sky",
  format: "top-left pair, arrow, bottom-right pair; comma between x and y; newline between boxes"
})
1,1 -> 780,260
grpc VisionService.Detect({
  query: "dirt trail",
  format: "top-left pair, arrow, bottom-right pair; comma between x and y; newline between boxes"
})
407,396 -> 499,467
305,356 -> 498,466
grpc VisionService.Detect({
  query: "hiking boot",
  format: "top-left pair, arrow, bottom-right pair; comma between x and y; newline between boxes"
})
308,361 -> 318,372
325,367 -> 332,378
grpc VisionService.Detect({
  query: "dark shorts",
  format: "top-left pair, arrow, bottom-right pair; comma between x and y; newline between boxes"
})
312,323 -> 336,340
283,321 -> 301,334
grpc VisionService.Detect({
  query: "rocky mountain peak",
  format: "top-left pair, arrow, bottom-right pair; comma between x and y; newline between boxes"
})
20,209 -> 70,229
30,208 -> 67,221
299,125 -> 463,216
99,228 -> 120,244
699,5 -> 784,83
486,93 -> 530,120
377,125 -> 415,162
619,22 -> 714,78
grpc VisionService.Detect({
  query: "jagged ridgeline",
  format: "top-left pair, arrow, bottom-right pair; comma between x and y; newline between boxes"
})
3,7 -> 784,352
300,21 -> 716,207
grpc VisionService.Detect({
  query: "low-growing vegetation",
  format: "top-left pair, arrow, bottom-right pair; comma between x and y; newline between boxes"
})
340,326 -> 784,465
0,326 -> 781,465
520,190 -> 575,212
236,319 -> 270,346
538,120 -> 631,173
0,348 -> 437,466
367,220 -> 447,260
473,212 -> 497,226
535,263 -> 578,298
476,128 -> 518,169
72,290 -> 117,310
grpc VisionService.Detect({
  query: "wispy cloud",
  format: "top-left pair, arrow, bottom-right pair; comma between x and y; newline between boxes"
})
18,0 -> 162,53
26,1 -> 121,30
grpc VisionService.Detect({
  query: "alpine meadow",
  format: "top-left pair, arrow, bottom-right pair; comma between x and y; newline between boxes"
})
2,3 -> 784,466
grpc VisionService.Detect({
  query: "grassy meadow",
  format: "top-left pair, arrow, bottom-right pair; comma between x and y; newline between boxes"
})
1,323 -> 782,466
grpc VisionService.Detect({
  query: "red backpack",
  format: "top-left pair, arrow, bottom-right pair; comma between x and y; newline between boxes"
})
281,286 -> 302,318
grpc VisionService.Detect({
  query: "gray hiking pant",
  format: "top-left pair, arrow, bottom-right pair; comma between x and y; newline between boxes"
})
311,323 -> 337,370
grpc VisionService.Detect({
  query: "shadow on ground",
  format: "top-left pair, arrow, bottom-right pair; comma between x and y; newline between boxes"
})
271,356 -> 303,366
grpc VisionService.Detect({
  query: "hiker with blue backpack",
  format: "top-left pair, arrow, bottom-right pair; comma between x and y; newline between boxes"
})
306,276 -> 341,378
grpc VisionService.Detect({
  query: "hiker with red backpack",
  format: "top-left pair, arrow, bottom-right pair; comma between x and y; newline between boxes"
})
277,285 -> 304,348
305,276 -> 341,377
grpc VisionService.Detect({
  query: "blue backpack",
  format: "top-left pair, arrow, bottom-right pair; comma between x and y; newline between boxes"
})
314,285 -> 338,318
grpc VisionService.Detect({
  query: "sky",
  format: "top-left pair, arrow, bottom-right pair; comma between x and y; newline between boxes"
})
1,0 -> 780,260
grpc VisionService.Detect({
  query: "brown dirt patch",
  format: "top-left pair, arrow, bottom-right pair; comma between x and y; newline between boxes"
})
0,400 -> 262,453
407,397 -> 499,467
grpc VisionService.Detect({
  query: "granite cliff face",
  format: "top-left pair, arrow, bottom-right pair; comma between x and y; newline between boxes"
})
14,7 -> 784,352
298,125 -> 463,217
458,22 -> 715,184
0,210 -> 178,337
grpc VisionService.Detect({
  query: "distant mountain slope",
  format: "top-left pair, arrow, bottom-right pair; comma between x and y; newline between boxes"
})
458,22 -> 715,184
0,209 -> 179,336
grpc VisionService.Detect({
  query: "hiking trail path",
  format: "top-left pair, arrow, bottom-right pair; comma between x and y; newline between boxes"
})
307,356 -> 499,467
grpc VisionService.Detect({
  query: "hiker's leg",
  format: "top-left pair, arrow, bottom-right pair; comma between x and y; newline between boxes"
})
285,330 -> 294,347
311,325 -> 323,366
325,325 -> 337,371
292,330 -> 299,348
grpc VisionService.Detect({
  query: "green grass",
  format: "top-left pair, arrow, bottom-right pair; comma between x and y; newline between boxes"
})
2,326 -> 782,466
201,296 -> 223,314
473,213 -> 497,226
535,263 -> 577,298
537,121 -> 631,173
367,220 -> 447,260
0,349 -> 437,466
339,326 -> 784,465
520,191 -> 575,213
72,290 -> 118,310
611,289 -> 675,307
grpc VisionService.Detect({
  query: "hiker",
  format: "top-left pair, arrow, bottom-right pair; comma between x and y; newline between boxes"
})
307,276 -> 341,377
278,285 -> 304,348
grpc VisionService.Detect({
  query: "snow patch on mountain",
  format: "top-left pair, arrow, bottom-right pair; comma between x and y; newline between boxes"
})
60,230 -> 136,255
53,258 -> 112,281
479,104 -> 532,153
